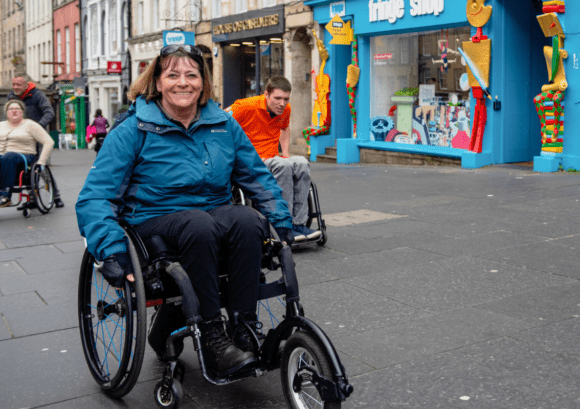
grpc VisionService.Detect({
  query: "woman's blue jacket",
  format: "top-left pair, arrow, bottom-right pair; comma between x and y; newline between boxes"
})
76,97 -> 293,261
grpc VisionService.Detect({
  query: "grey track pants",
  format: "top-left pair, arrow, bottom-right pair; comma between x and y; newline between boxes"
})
264,156 -> 311,226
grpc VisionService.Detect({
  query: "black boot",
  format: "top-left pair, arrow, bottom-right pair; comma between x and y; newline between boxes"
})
148,304 -> 185,362
229,312 -> 263,355
201,316 -> 255,377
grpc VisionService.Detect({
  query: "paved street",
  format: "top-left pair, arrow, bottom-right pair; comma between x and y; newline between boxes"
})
3,149 -> 580,408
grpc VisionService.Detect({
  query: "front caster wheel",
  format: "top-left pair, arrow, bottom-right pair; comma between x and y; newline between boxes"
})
22,208 -> 30,218
154,379 -> 183,408
281,331 -> 341,409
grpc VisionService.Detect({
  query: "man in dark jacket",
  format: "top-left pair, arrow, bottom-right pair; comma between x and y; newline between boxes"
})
8,74 -> 64,207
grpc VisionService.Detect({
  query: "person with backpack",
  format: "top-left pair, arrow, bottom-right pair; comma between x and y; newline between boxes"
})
76,45 -> 295,378
91,109 -> 110,154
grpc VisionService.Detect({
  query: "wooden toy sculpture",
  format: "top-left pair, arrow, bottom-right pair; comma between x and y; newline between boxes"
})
534,7 -> 567,154
347,35 -> 360,138
302,29 -> 331,151
459,0 -> 492,154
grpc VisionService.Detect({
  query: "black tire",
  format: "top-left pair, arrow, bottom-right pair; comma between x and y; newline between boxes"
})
281,331 -> 341,409
154,379 -> 183,408
22,208 -> 30,218
77,243 -> 147,398
31,164 -> 54,214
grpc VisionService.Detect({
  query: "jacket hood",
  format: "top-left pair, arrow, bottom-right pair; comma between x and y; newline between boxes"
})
135,96 -> 229,128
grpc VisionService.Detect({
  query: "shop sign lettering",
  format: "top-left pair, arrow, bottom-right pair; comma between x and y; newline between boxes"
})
369,0 -> 444,23
213,14 -> 279,35
410,0 -> 444,17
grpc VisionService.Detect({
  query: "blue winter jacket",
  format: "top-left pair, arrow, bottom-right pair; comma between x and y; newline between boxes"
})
76,97 -> 293,261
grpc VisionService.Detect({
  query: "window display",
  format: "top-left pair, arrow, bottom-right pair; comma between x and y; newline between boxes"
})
370,27 -> 472,149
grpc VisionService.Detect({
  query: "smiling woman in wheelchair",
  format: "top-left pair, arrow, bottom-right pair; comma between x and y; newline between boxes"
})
0,99 -> 53,207
76,45 -> 296,378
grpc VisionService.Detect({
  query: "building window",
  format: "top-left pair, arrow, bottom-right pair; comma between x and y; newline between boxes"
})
138,1 -> 143,34
110,1 -> 117,53
370,27 -> 471,148
75,24 -> 80,72
170,0 -> 177,25
56,30 -> 61,73
121,2 -> 128,52
101,10 -> 107,55
236,0 -> 247,13
91,8 -> 98,55
262,0 -> 276,7
66,26 -> 70,73
153,0 -> 159,30
213,0 -> 221,18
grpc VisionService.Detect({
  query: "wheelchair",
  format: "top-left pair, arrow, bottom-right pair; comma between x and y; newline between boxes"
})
77,214 -> 352,408
6,157 -> 55,218
231,182 -> 328,246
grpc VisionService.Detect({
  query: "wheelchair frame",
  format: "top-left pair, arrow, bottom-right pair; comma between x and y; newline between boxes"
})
78,222 -> 352,408
7,160 -> 55,218
232,182 -> 328,246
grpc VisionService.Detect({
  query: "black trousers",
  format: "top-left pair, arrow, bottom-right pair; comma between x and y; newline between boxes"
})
134,205 -> 266,320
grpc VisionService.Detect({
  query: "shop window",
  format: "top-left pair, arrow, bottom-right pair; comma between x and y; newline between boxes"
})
370,27 -> 471,149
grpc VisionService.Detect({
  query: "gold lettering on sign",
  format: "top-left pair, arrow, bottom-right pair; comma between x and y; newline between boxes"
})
213,14 -> 279,35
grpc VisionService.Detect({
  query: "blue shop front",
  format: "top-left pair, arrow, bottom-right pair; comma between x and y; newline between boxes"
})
305,0 -> 580,172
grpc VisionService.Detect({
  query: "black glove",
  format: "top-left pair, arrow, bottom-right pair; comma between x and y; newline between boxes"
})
101,253 -> 133,288
275,227 -> 295,246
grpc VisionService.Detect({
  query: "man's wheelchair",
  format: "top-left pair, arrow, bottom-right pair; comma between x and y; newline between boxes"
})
6,156 -> 55,218
77,215 -> 352,408
231,182 -> 328,246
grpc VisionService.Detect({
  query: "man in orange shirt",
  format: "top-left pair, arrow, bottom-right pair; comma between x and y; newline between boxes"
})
227,76 -> 320,242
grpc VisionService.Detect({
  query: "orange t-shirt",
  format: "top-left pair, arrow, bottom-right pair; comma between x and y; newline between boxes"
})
229,95 -> 291,160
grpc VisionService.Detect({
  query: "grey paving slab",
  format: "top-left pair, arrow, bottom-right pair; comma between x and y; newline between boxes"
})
0,260 -> 26,277
345,256 -> 573,313
501,216 -> 580,239
0,291 -> 45,315
348,336 -> 580,409
474,282 -> 580,325
0,239 -> 6,250
54,239 -> 87,253
340,219 -> 434,239
0,243 -> 61,262
2,301 -> 78,337
0,328 -> 105,409
0,268 -> 78,296
359,246 -> 452,275
0,316 -> 12,340
321,232 -> 399,255
475,240 -> 580,279
513,317 -> 580,362
299,281 -> 433,338
333,308 -> 531,369
410,231 -> 549,258
15,250 -> 83,275
3,224 -> 83,248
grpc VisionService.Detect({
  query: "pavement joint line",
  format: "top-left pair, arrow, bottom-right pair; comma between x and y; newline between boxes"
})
504,333 -> 580,364
35,290 -> 48,305
1,312 -> 14,339
472,253 -> 580,279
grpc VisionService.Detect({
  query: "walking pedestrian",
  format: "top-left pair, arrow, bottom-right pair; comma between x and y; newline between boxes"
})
91,109 -> 110,154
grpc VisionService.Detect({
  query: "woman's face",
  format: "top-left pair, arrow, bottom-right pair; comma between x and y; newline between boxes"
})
6,103 -> 23,123
156,57 -> 203,112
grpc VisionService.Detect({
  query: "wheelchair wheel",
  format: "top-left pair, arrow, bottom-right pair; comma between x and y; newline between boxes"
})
281,331 -> 341,409
154,379 -> 183,408
77,248 -> 147,398
31,165 -> 54,214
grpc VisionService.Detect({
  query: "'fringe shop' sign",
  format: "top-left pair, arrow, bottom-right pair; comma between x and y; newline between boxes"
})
369,0 -> 445,23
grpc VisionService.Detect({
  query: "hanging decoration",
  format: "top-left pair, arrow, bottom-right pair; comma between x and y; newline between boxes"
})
302,29 -> 331,153
346,35 -> 360,138
461,0 -> 492,154
432,30 -> 460,73
535,5 -> 567,153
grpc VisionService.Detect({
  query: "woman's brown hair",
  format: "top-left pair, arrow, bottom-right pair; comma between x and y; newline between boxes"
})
4,99 -> 26,116
127,49 -> 214,107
